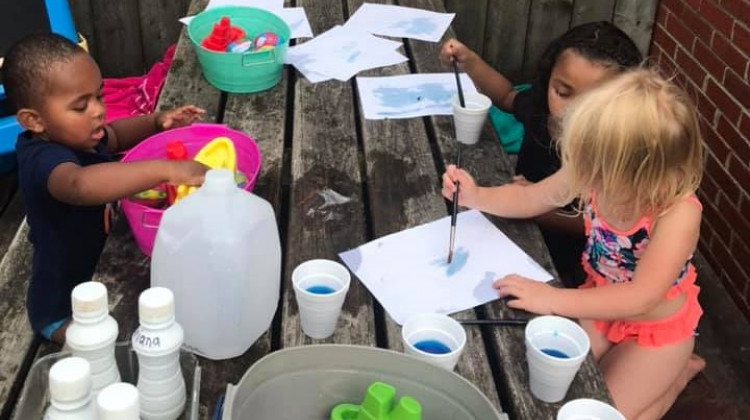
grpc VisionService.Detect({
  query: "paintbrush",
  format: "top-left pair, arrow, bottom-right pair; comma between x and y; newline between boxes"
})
459,319 -> 529,326
448,59 -> 466,264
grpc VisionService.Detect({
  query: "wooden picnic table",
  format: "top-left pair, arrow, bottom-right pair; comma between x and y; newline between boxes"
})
0,0 -> 612,418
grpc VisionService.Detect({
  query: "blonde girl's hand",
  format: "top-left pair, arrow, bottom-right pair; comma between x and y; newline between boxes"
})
168,161 -> 208,186
156,105 -> 206,131
441,164 -> 480,208
439,38 -> 475,69
493,274 -> 558,315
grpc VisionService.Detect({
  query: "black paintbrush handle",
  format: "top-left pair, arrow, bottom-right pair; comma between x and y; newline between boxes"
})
453,60 -> 466,108
450,146 -> 462,227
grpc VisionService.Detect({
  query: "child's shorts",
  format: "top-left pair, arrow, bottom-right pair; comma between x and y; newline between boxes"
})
581,279 -> 703,347
40,318 -> 68,341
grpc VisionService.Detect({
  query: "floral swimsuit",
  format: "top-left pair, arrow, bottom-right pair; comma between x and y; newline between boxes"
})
579,194 -> 703,347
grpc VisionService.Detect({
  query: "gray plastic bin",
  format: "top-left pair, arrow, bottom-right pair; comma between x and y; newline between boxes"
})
222,345 -> 508,420
12,342 -> 200,420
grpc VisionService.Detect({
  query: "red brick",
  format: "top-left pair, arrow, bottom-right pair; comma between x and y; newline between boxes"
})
734,21 -> 750,56
658,48 -> 678,76
683,7 -> 716,42
656,4 -> 670,27
712,233 -> 749,289
718,186 -> 750,239
702,199 -> 732,238
699,168 -> 721,203
723,68 -> 750,108
740,112 -> 750,137
706,78 -> 742,122
653,25 -> 678,56
685,0 -> 703,10
703,122 -> 729,160
727,154 -> 750,191
712,32 -> 749,72
701,0 -> 735,37
662,0 -> 684,15
720,0 -> 750,27
696,91 -> 719,124
676,47 -> 708,87
667,10 -> 697,49
731,234 -> 750,272
717,115 -> 750,163
693,39 -> 725,80
706,152 -> 741,200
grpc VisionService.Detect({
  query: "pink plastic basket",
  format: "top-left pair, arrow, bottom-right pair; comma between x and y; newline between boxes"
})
120,123 -> 262,256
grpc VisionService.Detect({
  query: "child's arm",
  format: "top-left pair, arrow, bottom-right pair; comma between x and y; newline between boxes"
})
105,106 -> 205,154
442,166 -> 568,219
509,175 -> 585,236
440,39 -> 517,111
47,160 -> 207,206
495,199 -> 702,320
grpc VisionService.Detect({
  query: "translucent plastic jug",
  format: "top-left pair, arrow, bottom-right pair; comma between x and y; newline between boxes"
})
151,169 -> 281,360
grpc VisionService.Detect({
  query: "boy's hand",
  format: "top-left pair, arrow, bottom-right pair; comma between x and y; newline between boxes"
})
156,105 -> 205,131
440,38 -> 475,69
168,161 -> 209,186
493,275 -> 558,315
441,164 -> 479,208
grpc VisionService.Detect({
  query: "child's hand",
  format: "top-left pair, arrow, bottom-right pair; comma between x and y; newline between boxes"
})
168,161 -> 209,186
441,164 -> 479,208
440,38 -> 475,69
157,105 -> 205,131
493,275 -> 558,315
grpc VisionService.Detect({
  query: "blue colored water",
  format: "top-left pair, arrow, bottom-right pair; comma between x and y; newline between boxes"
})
306,285 -> 336,294
414,339 -> 452,354
431,247 -> 469,277
541,348 -> 570,359
391,17 -> 437,35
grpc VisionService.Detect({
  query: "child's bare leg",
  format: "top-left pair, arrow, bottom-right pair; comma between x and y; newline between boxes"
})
632,353 -> 706,420
49,319 -> 72,346
599,337 -> 695,420
579,319 -> 612,361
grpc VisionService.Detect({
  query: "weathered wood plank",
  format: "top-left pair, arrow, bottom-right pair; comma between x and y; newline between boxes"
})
482,0 -> 533,83
522,0 -> 574,81
613,0 -> 658,57
342,0 -> 503,410
444,0 -> 488,57
90,0 -> 145,77
68,0 -> 98,60
156,0 -> 220,119
138,0 -> 189,68
399,0 -> 612,417
281,0 -> 375,348
571,0 -> 616,27
0,222 -> 36,417
0,194 -> 26,268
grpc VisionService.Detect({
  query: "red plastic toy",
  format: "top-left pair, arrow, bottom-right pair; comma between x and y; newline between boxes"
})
201,17 -> 247,52
165,141 -> 188,204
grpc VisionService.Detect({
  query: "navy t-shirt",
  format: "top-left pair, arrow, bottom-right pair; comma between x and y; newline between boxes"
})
16,131 -> 113,333
512,89 -> 586,287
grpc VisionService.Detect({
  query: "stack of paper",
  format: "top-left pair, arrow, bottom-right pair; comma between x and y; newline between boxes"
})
285,25 -> 407,83
345,3 -> 455,42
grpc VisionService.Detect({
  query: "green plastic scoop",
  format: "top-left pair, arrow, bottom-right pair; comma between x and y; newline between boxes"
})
330,382 -> 422,420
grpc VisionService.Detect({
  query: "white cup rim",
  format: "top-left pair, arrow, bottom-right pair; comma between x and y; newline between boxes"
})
557,398 -> 626,420
401,313 -> 467,359
292,259 -> 351,299
451,92 -> 492,112
525,315 -> 590,362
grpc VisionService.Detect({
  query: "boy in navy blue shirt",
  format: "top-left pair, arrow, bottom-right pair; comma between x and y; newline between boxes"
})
3,33 -> 208,344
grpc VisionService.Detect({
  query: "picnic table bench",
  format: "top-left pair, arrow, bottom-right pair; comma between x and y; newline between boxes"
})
0,0 -> 612,418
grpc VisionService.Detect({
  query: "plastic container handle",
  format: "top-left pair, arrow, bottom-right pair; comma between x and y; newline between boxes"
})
242,50 -> 277,67
182,123 -> 230,138
221,384 -> 236,420
141,208 -> 164,229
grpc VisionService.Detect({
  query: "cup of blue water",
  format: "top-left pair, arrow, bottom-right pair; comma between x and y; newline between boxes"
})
557,399 -> 626,420
401,313 -> 466,371
292,259 -> 351,339
525,315 -> 591,403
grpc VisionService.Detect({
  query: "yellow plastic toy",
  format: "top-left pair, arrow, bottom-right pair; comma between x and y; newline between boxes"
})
175,137 -> 237,202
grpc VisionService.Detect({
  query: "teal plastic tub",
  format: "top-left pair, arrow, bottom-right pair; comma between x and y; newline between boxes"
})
187,6 -> 290,93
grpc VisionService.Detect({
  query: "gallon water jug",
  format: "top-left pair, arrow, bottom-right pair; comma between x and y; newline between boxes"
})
151,169 -> 281,360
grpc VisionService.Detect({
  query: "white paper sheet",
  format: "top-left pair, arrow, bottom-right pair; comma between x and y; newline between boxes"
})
180,2 -> 313,39
339,210 -> 553,325
285,25 -> 407,82
345,3 -> 455,42
356,73 -> 478,119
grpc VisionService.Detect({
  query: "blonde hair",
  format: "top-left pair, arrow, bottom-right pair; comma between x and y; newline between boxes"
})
559,68 -> 704,218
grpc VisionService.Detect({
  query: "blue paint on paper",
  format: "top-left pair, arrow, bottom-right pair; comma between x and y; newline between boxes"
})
373,83 -> 454,110
431,247 -> 469,277
347,51 -> 362,63
473,271 -> 497,300
391,17 -> 437,36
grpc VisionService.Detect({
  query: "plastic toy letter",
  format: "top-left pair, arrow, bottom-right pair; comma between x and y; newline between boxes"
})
339,210 -> 553,325
356,73 -> 478,120
344,3 -> 455,42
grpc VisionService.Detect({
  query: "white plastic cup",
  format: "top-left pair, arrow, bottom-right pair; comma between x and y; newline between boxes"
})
525,316 -> 591,403
401,313 -> 467,371
451,92 -> 492,145
557,399 -> 626,420
292,259 -> 351,339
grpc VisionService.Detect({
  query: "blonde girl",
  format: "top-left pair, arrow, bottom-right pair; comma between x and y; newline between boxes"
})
442,69 -> 705,420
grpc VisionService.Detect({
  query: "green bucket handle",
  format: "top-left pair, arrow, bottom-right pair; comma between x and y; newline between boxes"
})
241,49 -> 277,67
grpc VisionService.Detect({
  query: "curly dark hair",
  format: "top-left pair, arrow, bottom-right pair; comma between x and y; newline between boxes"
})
529,21 -> 644,114
2,33 -> 86,111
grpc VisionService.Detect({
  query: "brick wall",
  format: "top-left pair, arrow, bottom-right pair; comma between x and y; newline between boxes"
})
650,0 -> 750,321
